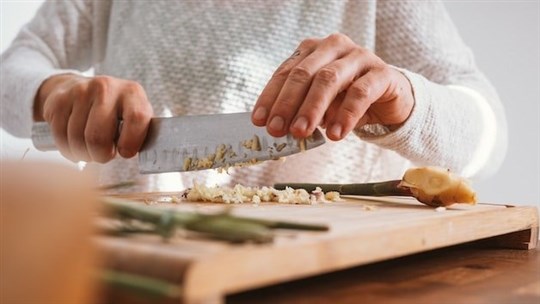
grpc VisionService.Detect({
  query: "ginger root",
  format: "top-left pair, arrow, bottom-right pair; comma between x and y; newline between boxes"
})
399,167 -> 476,207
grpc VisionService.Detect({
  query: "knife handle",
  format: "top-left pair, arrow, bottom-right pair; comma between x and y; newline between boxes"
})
31,121 -> 123,152
31,122 -> 56,151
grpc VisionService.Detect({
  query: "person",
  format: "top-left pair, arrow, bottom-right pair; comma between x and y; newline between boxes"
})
0,0 -> 507,192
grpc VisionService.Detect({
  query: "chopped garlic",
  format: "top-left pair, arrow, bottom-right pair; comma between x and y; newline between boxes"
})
435,206 -> 447,212
362,205 -> 377,211
324,191 -> 342,202
183,183 -> 337,205
298,138 -> 306,152
215,144 -> 227,161
196,157 -> 214,169
275,143 -> 287,152
183,157 -> 192,171
311,187 -> 325,202
242,135 -> 261,151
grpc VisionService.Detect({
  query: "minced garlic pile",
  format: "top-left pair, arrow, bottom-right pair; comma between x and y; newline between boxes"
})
183,183 -> 342,205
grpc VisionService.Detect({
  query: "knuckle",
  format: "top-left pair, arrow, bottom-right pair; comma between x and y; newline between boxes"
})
68,133 -> 85,149
315,67 -> 339,86
376,65 -> 392,77
274,98 -> 296,110
288,66 -> 313,84
369,56 -> 386,68
42,104 -> 58,122
90,76 -> 112,93
340,104 -> 360,121
299,37 -> 318,49
84,128 -> 109,147
326,33 -> 351,45
91,75 -> 111,85
272,66 -> 291,81
350,46 -> 367,57
307,102 -> 326,117
123,81 -> 145,96
42,110 -> 53,122
349,82 -> 371,99
124,107 -> 151,124
142,102 -> 154,116
71,83 -> 88,97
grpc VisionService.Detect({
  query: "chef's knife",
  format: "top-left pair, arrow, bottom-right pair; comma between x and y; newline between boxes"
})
31,112 -> 326,173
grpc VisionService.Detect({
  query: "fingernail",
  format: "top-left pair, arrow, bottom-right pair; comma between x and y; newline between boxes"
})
329,123 -> 342,139
269,116 -> 285,131
118,147 -> 132,157
292,116 -> 308,132
253,107 -> 268,121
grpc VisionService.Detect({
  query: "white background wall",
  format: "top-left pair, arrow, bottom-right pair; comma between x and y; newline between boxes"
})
1,1 -> 539,206
444,1 -> 539,206
0,0 -> 68,163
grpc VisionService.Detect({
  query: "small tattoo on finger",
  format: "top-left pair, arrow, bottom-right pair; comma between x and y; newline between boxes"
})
288,49 -> 301,60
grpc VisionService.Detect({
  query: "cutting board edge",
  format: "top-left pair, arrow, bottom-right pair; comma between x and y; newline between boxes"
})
181,205 -> 539,303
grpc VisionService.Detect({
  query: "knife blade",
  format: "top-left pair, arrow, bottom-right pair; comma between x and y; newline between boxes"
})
31,112 -> 326,173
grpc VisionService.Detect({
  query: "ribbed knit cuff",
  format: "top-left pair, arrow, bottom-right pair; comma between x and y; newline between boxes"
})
1,65 -> 81,138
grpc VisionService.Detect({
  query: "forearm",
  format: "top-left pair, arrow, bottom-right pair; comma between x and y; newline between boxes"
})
370,0 -> 508,179
0,47 -> 80,137
0,0 -> 97,137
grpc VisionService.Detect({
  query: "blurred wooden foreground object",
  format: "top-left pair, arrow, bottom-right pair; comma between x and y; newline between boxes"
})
0,161 -> 99,304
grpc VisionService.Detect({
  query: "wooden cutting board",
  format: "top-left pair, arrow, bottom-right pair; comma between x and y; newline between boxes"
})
99,193 -> 538,304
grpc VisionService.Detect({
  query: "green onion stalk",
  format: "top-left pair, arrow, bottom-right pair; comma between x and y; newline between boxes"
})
101,197 -> 328,243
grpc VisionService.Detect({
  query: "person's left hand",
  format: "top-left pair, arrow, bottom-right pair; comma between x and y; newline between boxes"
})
252,33 -> 415,140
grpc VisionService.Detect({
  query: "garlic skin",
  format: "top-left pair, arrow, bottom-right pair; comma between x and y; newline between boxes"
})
399,167 -> 476,207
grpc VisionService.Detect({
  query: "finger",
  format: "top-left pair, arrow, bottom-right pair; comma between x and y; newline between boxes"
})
84,77 -> 118,163
67,83 -> 92,161
43,95 -> 75,161
326,67 -> 389,141
321,91 -> 346,129
289,48 -> 375,138
361,68 -> 415,127
267,35 -> 355,137
116,83 -> 153,158
252,38 -> 319,127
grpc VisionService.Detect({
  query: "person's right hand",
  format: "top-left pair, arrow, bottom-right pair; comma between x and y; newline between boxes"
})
33,74 -> 154,163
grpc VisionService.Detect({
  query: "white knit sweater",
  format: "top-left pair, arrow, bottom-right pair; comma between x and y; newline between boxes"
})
1,0 -> 507,192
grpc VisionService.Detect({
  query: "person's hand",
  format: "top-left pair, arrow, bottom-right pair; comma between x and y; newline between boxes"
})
33,74 -> 153,163
252,33 -> 415,140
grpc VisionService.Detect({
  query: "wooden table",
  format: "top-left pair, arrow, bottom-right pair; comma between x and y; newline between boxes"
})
228,241 -> 540,304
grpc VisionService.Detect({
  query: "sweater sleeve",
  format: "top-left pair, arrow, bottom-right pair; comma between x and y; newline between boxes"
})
0,0 -> 96,138
357,0 -> 508,179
